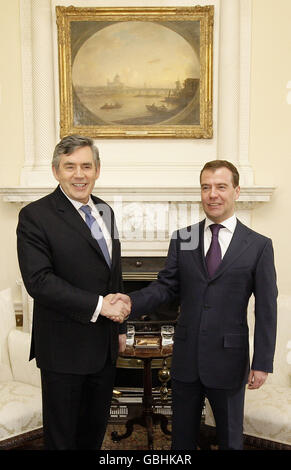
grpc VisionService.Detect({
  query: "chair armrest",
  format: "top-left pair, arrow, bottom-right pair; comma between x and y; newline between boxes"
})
0,363 -> 13,382
8,329 -> 41,388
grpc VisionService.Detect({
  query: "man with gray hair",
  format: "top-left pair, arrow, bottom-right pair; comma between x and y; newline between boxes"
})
17,134 -> 128,449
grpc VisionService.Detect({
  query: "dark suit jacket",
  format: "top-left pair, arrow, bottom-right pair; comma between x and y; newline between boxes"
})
130,219 -> 277,389
17,186 -> 125,375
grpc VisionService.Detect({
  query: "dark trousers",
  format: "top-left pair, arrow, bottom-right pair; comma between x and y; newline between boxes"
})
40,360 -> 115,450
171,377 -> 245,450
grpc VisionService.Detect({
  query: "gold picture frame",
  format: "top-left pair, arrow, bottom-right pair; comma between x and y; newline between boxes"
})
56,5 -> 214,139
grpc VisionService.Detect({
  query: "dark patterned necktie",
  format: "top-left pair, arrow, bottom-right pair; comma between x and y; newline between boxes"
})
80,205 -> 111,268
206,224 -> 224,277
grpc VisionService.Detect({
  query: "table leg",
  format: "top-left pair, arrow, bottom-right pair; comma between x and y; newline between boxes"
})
111,356 -> 172,447
143,358 -> 154,449
111,358 -> 153,444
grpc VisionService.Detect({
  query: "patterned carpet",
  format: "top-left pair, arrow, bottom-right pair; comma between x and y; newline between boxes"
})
4,422 -> 277,451
102,423 -> 172,450
7,423 -> 172,451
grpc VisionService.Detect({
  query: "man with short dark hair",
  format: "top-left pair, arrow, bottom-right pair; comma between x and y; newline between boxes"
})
17,134 -> 128,449
112,160 -> 277,450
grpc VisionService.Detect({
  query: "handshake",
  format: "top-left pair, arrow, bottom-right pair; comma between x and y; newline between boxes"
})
100,293 -> 131,323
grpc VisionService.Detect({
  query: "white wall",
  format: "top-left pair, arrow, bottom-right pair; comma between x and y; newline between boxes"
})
0,0 -> 24,298
0,0 -> 291,306
250,0 -> 291,296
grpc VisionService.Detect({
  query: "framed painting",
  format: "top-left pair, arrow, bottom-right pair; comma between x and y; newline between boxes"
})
56,6 -> 214,139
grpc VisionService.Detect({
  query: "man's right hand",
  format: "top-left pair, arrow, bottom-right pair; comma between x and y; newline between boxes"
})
100,294 -> 130,323
110,293 -> 131,321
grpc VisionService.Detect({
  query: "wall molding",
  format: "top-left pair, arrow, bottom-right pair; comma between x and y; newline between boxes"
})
0,186 -> 276,204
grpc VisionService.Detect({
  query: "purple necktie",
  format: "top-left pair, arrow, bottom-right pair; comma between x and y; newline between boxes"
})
206,224 -> 224,277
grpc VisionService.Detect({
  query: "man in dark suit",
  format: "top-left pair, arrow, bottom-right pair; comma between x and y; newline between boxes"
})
17,135 -> 129,450
111,160 -> 277,450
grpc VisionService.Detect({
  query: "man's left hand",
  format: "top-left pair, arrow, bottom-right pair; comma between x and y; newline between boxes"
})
247,370 -> 268,389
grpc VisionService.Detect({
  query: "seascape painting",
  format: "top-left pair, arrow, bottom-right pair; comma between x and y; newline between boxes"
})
57,6 -> 213,138
72,21 -> 200,127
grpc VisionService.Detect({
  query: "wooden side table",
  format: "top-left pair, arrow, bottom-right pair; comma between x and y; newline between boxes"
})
111,340 -> 173,449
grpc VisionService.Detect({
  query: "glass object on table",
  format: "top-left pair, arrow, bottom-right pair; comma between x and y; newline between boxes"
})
126,324 -> 135,346
161,325 -> 174,346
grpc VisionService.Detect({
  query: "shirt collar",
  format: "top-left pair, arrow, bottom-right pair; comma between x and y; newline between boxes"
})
59,185 -> 94,212
204,214 -> 237,233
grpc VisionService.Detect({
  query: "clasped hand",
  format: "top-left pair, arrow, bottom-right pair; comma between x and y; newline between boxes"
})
247,370 -> 268,389
100,293 -> 131,323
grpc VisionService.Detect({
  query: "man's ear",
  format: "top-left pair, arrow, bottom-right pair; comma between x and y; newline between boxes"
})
235,185 -> 240,201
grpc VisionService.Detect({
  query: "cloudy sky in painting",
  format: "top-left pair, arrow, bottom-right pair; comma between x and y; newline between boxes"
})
72,21 -> 199,89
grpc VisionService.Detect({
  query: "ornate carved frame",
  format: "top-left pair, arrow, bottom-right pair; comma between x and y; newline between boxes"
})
56,5 -> 214,139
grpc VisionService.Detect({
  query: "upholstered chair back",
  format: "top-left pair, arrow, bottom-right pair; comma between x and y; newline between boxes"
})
0,289 -> 16,382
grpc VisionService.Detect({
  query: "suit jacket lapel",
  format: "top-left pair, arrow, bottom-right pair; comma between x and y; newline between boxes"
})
189,220 -> 209,279
52,187 -> 111,269
92,195 -> 120,271
210,219 -> 253,280
199,220 -> 209,276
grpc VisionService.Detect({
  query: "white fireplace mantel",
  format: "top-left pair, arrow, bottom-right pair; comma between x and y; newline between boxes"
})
0,184 -> 275,257
0,185 -> 275,204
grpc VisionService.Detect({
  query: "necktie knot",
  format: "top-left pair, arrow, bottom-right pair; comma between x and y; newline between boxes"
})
80,205 -> 95,230
209,223 -> 224,237
80,204 -> 91,216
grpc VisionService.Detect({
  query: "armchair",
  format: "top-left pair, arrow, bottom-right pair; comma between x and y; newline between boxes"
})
0,288 -> 42,449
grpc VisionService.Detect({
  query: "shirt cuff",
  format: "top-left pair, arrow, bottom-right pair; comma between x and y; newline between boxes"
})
90,295 -> 103,322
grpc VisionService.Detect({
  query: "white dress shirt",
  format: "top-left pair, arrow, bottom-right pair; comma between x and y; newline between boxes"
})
60,187 -> 112,322
204,214 -> 237,258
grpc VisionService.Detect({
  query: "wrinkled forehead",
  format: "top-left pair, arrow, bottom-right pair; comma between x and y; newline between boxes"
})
60,147 -> 96,165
